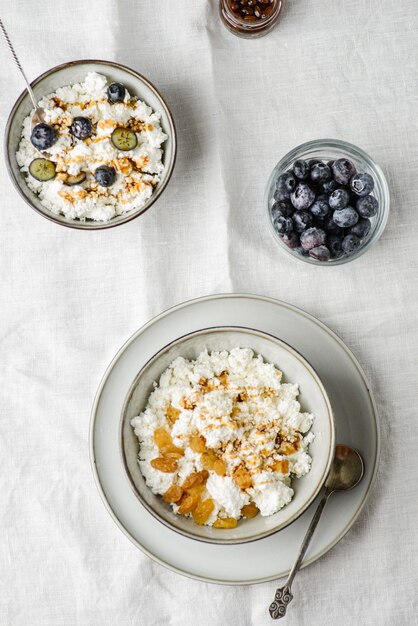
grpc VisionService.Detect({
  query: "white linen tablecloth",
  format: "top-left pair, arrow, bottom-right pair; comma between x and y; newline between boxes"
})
1,1 -> 417,624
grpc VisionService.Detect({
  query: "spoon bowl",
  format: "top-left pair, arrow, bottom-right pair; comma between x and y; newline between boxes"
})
325,444 -> 364,493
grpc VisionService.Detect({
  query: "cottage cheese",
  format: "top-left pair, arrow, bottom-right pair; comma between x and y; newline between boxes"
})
16,72 -> 167,221
131,348 -> 315,528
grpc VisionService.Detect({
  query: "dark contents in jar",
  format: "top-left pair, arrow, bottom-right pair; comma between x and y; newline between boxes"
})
228,0 -> 275,22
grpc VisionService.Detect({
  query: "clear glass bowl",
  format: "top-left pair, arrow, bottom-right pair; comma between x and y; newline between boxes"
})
265,139 -> 390,266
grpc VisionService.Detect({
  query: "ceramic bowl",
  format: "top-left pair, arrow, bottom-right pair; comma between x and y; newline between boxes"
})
120,326 -> 335,544
4,59 -> 176,230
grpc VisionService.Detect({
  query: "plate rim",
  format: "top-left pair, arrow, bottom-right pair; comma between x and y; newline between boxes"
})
89,293 -> 380,585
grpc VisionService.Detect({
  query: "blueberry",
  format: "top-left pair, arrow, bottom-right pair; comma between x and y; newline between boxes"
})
332,206 -> 359,228
329,188 -> 350,210
319,178 -> 338,195
310,194 -> 330,219
30,123 -> 57,151
290,182 -> 316,210
323,213 -> 343,235
350,172 -> 374,197
94,165 -> 116,187
332,158 -> 356,185
327,235 -> 344,258
296,246 -> 309,257
275,171 -> 297,200
356,194 -> 378,218
350,218 -> 371,239
310,162 -> 332,184
293,210 -> 313,233
274,216 -> 294,235
70,116 -> 92,140
293,159 -> 310,180
309,245 -> 331,262
271,200 -> 294,220
300,227 -> 326,251
327,159 -> 335,168
280,232 -> 300,249
308,158 -> 322,167
342,233 -> 361,254
107,82 -> 126,103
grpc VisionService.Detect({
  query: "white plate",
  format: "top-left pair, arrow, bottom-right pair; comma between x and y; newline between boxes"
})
90,294 -> 379,585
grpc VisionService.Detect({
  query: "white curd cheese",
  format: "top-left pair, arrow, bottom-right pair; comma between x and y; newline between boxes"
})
16,72 -> 167,222
130,348 -> 315,527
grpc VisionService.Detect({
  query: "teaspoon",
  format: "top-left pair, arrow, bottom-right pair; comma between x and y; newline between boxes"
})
269,444 -> 364,619
0,17 -> 51,154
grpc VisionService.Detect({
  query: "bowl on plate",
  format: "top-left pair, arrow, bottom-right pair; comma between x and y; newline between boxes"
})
120,326 -> 335,544
4,59 -> 177,230
265,139 -> 390,265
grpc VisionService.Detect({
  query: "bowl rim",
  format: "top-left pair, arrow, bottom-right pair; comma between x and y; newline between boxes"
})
119,324 -> 335,545
4,58 -> 177,230
265,138 -> 390,266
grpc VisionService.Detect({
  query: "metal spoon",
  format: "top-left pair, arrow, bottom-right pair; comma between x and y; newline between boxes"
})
0,17 -> 50,153
269,444 -> 364,619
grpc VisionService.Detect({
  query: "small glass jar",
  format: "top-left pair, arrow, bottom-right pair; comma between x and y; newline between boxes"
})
219,0 -> 282,39
265,139 -> 390,266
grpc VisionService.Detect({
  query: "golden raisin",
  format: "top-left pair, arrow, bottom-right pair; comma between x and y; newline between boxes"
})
241,503 -> 259,519
166,405 -> 180,424
192,498 -> 215,525
186,483 -> 206,496
272,459 -> 289,474
160,444 -> 185,459
233,466 -> 252,489
201,449 -> 217,470
189,433 -> 206,453
153,427 -> 172,448
213,517 -> 238,529
163,485 -> 184,503
182,470 -> 209,490
178,493 -> 200,515
213,459 -> 226,476
150,457 -> 178,473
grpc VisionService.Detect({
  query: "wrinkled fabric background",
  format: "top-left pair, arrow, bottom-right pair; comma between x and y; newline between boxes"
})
1,1 -> 417,624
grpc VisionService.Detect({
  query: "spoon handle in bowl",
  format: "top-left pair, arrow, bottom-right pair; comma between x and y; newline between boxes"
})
0,18 -> 38,109
269,488 -> 331,619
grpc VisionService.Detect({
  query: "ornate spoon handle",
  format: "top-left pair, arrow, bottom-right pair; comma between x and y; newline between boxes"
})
269,489 -> 331,619
0,17 -> 38,109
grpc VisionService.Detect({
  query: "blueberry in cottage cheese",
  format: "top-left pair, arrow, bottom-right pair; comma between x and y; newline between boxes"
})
70,116 -> 92,140
107,82 -> 126,103
94,165 -> 116,187
30,123 -> 57,151
16,72 -> 167,222
130,348 -> 315,528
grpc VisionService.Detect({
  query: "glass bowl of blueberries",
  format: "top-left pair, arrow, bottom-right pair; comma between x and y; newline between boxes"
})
265,139 -> 390,265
